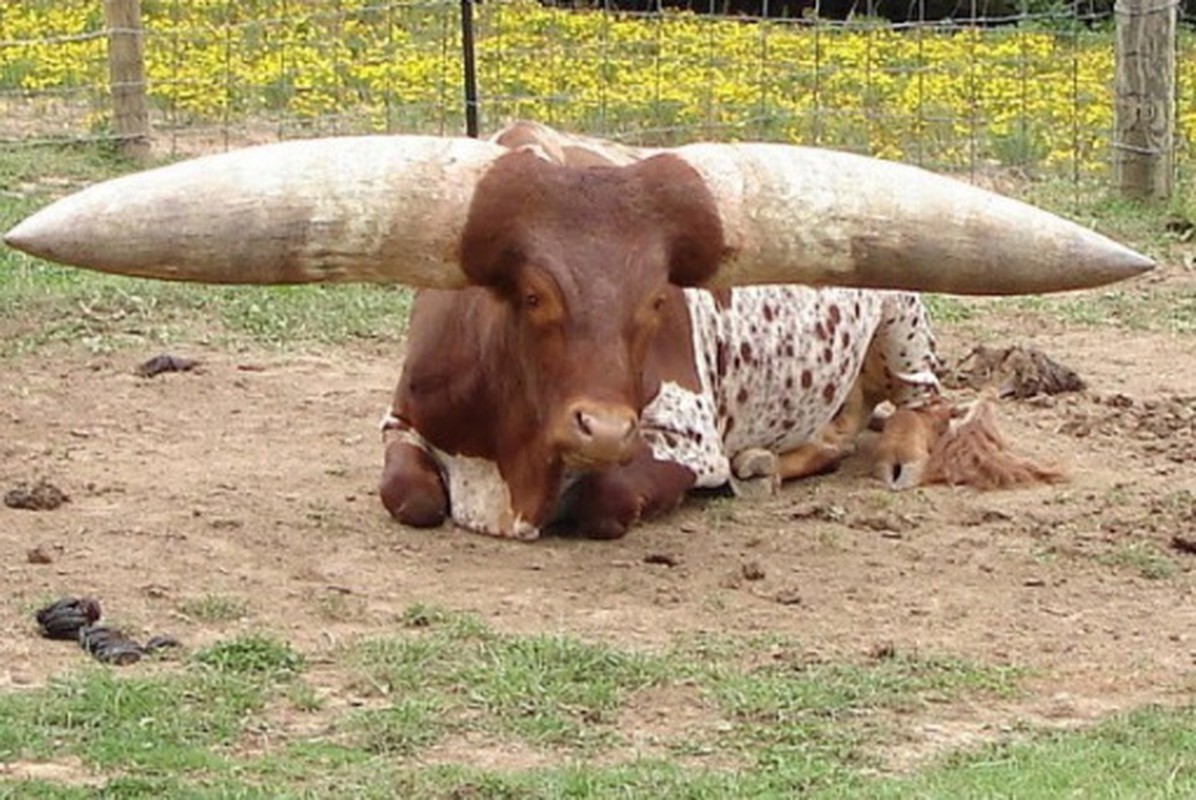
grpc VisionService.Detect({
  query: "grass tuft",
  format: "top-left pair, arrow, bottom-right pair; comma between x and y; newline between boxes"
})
177,594 -> 249,623
194,633 -> 305,678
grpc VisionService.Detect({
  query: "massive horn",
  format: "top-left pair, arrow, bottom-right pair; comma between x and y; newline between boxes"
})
3,135 -> 507,288
672,143 -> 1153,295
6,128 -> 1153,296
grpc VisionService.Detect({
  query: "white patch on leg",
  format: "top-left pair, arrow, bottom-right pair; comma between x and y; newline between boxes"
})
438,453 -> 539,540
380,408 -> 538,540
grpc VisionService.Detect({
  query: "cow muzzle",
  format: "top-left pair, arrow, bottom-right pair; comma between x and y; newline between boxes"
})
555,401 -> 640,468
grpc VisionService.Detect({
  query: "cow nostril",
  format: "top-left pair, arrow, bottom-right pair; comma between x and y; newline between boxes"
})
890,463 -> 903,484
575,410 -> 594,438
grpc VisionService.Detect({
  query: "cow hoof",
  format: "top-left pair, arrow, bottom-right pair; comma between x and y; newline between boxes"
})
730,474 -> 780,498
732,447 -> 777,480
383,496 -> 448,529
880,460 -> 924,491
579,517 -> 634,540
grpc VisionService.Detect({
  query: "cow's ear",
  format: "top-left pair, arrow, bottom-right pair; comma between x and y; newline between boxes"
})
672,143 -> 1153,296
666,233 -> 720,287
633,155 -> 725,287
4,136 -> 506,289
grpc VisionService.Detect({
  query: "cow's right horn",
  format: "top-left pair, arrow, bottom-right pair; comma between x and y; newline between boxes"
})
4,135 -> 508,288
675,143 -> 1154,296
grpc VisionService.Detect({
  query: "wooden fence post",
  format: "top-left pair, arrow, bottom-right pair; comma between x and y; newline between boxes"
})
1113,0 -> 1176,200
104,0 -> 151,161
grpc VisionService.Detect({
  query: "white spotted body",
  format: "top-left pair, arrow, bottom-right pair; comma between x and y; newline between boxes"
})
641,287 -> 939,486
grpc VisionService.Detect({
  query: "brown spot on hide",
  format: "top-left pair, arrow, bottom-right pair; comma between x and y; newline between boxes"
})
739,342 -> 753,363
841,331 -> 851,348
822,382 -> 837,404
815,322 -> 828,341
763,304 -> 774,322
716,341 -> 730,378
801,370 -> 813,389
725,416 -> 736,435
736,387 -> 749,404
828,304 -> 842,326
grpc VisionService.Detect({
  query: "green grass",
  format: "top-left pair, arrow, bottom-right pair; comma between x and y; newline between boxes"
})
194,632 -> 305,677
854,705 -> 1196,800
0,607 -> 1034,797
1099,541 -> 1180,581
1,606 -> 1193,797
344,608 -> 668,750
0,660 -> 272,773
176,594 -> 250,623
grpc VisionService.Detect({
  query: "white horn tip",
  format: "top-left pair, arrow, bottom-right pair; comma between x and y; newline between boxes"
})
4,220 -> 34,253
1081,241 -> 1156,290
5,211 -> 82,269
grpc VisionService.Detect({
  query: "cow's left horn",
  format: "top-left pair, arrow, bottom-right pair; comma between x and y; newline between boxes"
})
4,135 -> 508,288
674,143 -> 1154,295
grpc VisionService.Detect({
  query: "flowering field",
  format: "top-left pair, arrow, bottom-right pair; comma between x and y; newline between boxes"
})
1,0 -> 1193,174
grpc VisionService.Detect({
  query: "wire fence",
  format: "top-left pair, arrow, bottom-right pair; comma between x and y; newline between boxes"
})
1,0 -> 1192,183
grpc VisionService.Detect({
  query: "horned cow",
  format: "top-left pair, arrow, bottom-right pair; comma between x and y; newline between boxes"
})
378,122 -> 1063,540
4,122 -> 1152,541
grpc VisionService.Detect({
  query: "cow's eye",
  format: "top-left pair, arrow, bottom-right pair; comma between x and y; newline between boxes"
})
652,294 -> 667,313
523,291 -> 541,309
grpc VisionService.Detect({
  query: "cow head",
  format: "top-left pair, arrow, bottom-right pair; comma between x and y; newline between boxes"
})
457,144 -> 727,467
4,124 -> 1153,476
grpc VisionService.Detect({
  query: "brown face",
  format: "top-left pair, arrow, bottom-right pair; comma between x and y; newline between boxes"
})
459,151 -> 725,469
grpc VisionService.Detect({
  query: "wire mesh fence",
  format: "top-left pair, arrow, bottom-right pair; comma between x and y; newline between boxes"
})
1,0 -> 1192,182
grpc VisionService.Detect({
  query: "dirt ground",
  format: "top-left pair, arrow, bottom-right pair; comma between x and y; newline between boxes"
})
2,276 -> 1196,765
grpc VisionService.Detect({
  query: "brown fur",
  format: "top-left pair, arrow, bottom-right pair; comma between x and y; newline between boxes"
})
872,401 -> 953,489
921,398 -> 1067,489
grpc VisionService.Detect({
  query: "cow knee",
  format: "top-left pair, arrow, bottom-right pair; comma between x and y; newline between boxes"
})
561,473 -> 642,540
379,441 -> 448,528
557,459 -> 694,539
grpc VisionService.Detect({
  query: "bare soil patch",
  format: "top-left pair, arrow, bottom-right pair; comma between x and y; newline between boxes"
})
3,301 -> 1196,766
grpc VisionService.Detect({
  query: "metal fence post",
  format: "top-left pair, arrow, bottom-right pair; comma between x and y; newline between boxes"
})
461,0 -> 480,137
1114,0 -> 1176,200
104,0 -> 152,161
